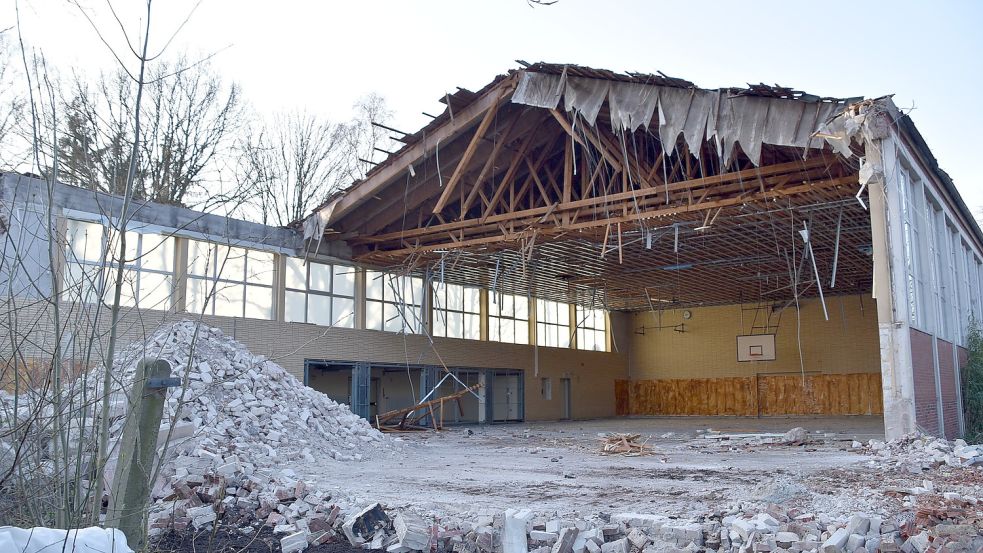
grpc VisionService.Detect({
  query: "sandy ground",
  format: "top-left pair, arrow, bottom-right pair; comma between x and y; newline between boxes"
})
287,416 -> 923,518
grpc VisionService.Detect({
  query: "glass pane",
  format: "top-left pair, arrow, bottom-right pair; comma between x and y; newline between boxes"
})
188,240 -> 213,277
63,262 -> 101,304
333,297 -> 355,328
244,284 -> 272,319
406,306 -> 423,333
366,271 -> 384,300
66,220 -> 104,262
333,265 -> 356,297
186,277 -> 210,314
463,286 -> 480,313
447,311 -> 464,339
499,319 -> 515,343
308,294 -> 332,326
138,271 -> 171,310
558,304 -> 570,326
106,229 -> 139,265
489,317 -> 501,342
464,313 -> 481,340
248,251 -> 275,286
285,257 -> 307,290
141,234 -> 174,272
515,296 -> 529,320
383,302 -> 403,333
213,281 -> 244,318
216,246 -> 247,281
447,284 -> 464,311
558,326 -> 571,348
310,262 -> 332,292
405,277 -> 424,307
515,321 -> 529,344
595,330 -> 606,351
366,300 -> 384,330
433,310 -> 448,337
105,268 -> 138,307
285,290 -> 306,322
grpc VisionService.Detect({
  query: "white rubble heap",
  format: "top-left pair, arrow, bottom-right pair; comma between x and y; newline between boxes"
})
335,497 -> 983,553
862,433 -> 983,470
102,321 -> 393,546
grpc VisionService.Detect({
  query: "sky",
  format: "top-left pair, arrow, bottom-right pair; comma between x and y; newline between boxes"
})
5,0 -> 983,212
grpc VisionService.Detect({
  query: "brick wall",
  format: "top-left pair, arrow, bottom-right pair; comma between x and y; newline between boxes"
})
910,329 -> 940,435
937,339 -> 960,439
0,298 -> 628,421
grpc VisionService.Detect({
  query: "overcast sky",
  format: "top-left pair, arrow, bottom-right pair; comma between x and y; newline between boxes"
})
6,0 -> 983,212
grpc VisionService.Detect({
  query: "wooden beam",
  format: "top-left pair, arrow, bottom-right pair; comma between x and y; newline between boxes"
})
433,88 -> 508,214
316,77 -> 516,226
357,175 -> 856,257
359,155 -> 838,244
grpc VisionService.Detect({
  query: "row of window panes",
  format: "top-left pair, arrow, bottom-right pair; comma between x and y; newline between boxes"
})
433,282 -> 481,340
186,240 -> 274,318
536,299 -> 571,348
899,169 -> 983,345
64,220 -> 174,310
489,293 -> 530,344
365,271 -> 424,333
61,224 -> 612,347
284,258 -> 356,328
576,306 -> 607,351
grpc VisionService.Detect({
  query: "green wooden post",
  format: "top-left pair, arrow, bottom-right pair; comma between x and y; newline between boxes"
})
106,358 -> 174,550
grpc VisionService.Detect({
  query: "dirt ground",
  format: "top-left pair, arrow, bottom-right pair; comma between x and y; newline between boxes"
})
292,416 -> 915,518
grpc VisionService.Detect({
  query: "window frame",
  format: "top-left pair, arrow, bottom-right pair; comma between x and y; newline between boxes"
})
284,258 -> 356,328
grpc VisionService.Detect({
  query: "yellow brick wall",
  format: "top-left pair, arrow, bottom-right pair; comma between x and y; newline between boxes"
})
0,299 -> 629,421
628,294 -> 880,379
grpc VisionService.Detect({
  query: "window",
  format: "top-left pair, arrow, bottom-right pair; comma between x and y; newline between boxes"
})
284,258 -> 356,328
575,305 -> 607,351
541,377 -> 552,400
488,293 -> 529,344
63,219 -> 174,310
536,299 -> 571,348
898,168 -> 923,328
366,271 -> 424,333
926,197 -> 947,337
432,282 -> 480,340
971,255 -> 983,326
186,241 -> 274,319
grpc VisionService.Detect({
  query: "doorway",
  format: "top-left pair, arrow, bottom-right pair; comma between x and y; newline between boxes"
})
561,377 -> 572,420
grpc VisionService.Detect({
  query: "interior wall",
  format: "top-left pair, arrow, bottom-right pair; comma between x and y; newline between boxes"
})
622,294 -> 884,416
629,294 -> 880,379
307,368 -> 351,405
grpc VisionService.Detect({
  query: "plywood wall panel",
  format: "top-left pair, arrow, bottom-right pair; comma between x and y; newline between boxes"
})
619,373 -> 883,416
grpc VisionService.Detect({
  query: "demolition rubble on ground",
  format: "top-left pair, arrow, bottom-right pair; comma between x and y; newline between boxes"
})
5,321 -> 981,552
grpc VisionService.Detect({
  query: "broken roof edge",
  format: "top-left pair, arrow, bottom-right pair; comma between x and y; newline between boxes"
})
303,62 -> 868,237
896,111 -> 983,251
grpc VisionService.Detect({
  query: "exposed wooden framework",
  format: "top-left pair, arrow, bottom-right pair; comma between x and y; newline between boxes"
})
313,68 -> 872,311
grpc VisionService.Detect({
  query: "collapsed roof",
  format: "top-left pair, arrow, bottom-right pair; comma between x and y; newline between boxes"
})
305,63 -> 875,311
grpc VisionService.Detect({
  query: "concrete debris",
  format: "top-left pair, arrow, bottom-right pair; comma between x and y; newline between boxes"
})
863,433 -> 983,470
781,427 -> 809,445
58,320 -> 397,543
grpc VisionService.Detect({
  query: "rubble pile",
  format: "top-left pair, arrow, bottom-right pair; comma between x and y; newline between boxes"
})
863,434 -> 983,470
328,500 -> 983,553
102,321 -> 394,546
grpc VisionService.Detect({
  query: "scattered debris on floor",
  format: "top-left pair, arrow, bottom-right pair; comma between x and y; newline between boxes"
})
374,384 -> 481,432
599,433 -> 651,456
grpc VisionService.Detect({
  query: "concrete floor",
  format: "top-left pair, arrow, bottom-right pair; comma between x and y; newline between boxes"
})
293,416 -> 904,518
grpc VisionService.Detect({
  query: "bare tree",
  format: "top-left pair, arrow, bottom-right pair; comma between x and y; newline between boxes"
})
239,96 -> 395,227
54,57 -> 242,205
240,112 -> 347,227
0,32 -> 26,168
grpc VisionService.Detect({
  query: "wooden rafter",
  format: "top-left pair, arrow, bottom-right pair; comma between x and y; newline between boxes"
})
433,88 -> 508,214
